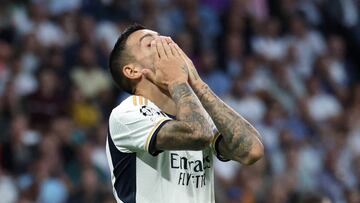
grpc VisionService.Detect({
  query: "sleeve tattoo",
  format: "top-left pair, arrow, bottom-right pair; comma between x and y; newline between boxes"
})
195,84 -> 263,164
155,82 -> 214,150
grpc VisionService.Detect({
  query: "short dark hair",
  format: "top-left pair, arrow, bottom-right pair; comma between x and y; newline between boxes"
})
109,23 -> 146,94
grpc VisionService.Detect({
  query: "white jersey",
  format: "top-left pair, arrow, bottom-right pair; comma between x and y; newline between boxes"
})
106,95 -> 226,203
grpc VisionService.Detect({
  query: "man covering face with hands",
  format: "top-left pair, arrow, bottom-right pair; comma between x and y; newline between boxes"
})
106,24 -> 264,203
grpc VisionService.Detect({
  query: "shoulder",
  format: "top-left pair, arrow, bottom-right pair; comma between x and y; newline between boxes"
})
112,95 -> 152,112
110,95 -> 162,122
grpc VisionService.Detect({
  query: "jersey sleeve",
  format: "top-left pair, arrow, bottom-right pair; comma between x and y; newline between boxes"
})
211,133 -> 230,162
109,96 -> 173,155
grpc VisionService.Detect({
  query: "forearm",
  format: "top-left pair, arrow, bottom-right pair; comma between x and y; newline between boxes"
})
193,82 -> 263,164
167,81 -> 213,147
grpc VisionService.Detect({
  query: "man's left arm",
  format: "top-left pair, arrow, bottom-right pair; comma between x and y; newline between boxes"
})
171,42 -> 264,165
194,83 -> 264,165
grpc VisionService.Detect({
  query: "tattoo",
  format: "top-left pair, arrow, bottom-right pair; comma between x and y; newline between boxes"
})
157,82 -> 213,150
196,85 -> 262,162
181,65 -> 188,75
169,82 -> 192,101
156,121 -> 193,150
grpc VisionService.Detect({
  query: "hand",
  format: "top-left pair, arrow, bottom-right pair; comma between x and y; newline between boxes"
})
165,38 -> 205,90
142,37 -> 188,90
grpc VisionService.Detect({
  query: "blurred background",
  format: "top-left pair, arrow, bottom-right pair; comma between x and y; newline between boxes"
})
0,0 -> 359,203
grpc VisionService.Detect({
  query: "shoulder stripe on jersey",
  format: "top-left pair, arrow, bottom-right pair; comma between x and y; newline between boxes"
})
138,96 -> 144,105
144,118 -> 172,155
133,96 -> 149,106
108,129 -> 137,203
132,96 -> 137,106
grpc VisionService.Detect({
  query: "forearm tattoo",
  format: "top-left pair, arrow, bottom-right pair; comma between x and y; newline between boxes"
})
159,82 -> 213,149
196,85 -> 262,160
169,82 -> 212,130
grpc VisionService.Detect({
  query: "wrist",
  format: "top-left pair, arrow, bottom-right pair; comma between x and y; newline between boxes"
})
168,79 -> 188,94
168,80 -> 192,101
191,79 -> 206,91
168,79 -> 188,89
192,81 -> 209,99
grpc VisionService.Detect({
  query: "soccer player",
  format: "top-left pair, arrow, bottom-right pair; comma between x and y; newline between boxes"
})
106,24 -> 264,203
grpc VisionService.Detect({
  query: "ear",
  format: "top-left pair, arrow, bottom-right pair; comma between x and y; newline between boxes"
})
122,64 -> 142,80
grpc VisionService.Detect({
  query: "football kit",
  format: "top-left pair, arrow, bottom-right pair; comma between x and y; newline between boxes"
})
106,95 -> 226,203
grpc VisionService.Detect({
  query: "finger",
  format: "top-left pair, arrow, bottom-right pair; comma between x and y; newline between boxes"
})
166,37 -> 178,55
173,43 -> 187,59
151,40 -> 159,61
166,37 -> 177,56
161,37 -> 172,57
169,42 -> 180,57
141,69 -> 156,83
156,38 -> 166,58
164,36 -> 173,44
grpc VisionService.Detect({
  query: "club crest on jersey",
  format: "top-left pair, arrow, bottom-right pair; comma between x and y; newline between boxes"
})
140,106 -> 160,116
140,106 -> 168,117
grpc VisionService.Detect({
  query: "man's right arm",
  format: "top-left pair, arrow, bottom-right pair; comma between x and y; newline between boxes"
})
143,37 -> 214,151
155,81 -> 214,150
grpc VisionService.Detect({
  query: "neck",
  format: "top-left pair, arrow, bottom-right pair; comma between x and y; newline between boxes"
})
135,79 -> 177,116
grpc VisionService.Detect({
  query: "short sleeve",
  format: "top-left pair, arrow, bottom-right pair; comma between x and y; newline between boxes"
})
109,96 -> 173,155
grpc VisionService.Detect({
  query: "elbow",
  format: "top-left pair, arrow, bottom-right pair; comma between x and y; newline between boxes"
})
241,140 -> 264,165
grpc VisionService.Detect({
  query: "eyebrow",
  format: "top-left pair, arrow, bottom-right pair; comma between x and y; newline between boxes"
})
139,33 -> 159,44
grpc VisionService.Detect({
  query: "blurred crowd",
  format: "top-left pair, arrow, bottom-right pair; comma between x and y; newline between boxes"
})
0,0 -> 359,203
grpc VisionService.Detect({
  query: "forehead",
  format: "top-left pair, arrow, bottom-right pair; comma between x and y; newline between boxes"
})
126,29 -> 158,46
